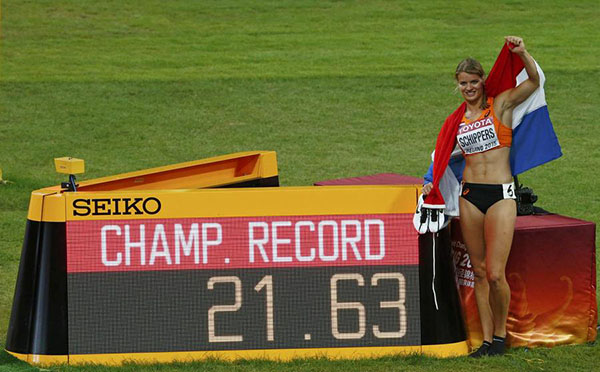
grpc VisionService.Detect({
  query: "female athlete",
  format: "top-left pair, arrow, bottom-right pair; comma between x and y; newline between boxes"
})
422,36 -> 540,357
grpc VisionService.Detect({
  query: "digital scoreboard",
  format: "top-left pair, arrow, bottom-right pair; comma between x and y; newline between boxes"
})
6,152 -> 468,366
64,187 -> 422,360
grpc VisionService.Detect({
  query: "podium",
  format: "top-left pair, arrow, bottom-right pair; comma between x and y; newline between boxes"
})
452,214 -> 597,347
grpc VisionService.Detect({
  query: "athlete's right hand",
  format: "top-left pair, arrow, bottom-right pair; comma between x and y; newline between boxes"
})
422,182 -> 433,195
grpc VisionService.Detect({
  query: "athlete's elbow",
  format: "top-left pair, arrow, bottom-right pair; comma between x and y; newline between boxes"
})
529,75 -> 540,89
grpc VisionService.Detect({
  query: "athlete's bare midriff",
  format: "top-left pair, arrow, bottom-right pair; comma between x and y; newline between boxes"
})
462,146 -> 512,184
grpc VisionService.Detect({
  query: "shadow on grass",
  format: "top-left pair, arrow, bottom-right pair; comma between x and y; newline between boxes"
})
0,349 -> 39,372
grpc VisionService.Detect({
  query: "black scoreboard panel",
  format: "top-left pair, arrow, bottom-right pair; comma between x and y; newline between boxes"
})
68,265 -> 420,354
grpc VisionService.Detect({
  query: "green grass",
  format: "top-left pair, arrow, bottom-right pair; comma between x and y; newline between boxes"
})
1,0 -> 599,371
2,347 -> 600,372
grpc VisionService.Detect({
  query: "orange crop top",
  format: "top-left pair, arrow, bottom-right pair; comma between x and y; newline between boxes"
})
456,97 -> 512,156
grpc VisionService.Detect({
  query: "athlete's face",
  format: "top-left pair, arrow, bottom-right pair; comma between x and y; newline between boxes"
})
457,72 -> 484,104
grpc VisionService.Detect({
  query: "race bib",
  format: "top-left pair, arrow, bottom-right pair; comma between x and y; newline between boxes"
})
457,116 -> 500,155
502,182 -> 516,199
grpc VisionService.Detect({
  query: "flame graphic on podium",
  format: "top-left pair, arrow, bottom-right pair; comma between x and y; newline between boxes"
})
507,273 -> 575,347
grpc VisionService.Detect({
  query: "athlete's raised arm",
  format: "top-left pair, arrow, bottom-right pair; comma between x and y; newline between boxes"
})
496,36 -> 540,112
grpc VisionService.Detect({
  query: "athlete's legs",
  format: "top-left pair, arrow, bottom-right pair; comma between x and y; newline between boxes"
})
483,199 -> 517,337
459,197 -> 493,343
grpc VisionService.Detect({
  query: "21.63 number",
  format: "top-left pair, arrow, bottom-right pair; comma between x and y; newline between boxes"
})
207,272 -> 407,343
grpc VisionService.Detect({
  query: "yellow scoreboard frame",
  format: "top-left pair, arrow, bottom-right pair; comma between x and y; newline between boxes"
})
6,151 -> 468,366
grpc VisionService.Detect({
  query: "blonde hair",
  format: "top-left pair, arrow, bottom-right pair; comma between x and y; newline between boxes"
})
455,58 -> 488,109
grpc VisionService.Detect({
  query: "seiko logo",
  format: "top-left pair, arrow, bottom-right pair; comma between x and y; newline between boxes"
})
72,197 -> 162,216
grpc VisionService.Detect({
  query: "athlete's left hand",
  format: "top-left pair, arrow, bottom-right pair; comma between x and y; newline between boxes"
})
505,36 -> 526,54
413,194 -> 445,234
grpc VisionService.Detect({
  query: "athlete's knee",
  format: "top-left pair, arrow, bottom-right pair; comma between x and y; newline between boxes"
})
487,270 -> 507,287
471,263 -> 487,282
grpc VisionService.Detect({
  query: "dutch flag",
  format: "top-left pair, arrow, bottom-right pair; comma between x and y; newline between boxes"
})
510,63 -> 562,175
